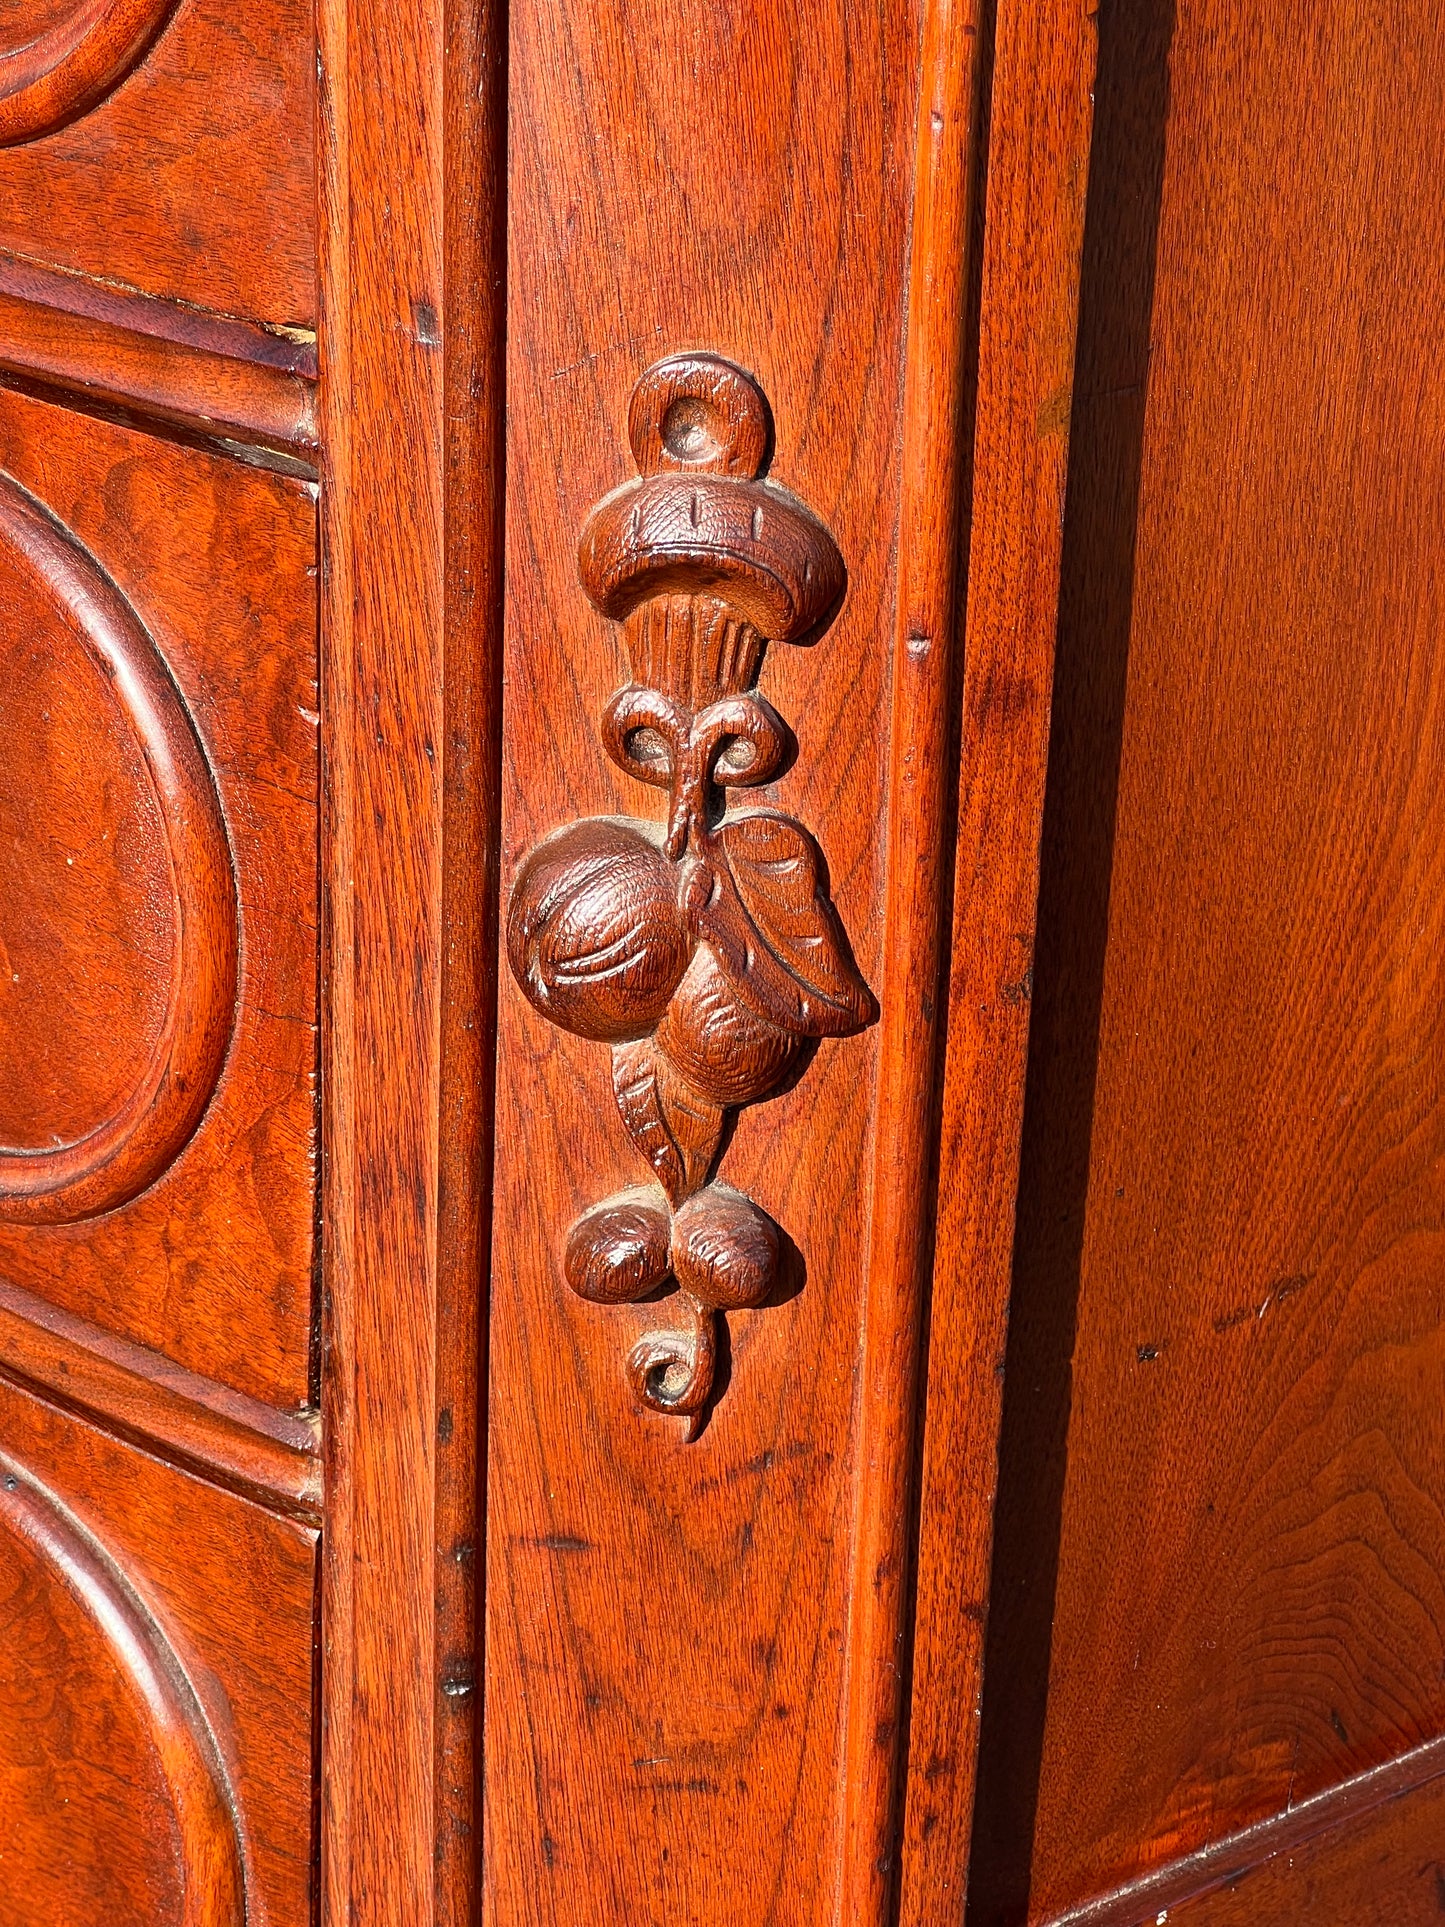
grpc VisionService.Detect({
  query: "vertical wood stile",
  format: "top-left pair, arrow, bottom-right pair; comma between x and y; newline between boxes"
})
838,0 -> 987,1919
318,0 -> 507,1918
897,2 -> 1098,1921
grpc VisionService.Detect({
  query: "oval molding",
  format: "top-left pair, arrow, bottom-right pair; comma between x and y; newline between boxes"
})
0,1449 -> 247,1925
0,472 -> 238,1225
0,0 -> 176,146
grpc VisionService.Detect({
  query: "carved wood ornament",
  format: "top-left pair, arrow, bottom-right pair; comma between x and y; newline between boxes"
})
0,0 -> 176,145
508,355 -> 877,1433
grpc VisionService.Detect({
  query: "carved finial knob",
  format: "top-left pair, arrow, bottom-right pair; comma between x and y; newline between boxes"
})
578,355 -> 846,684
627,354 -> 772,479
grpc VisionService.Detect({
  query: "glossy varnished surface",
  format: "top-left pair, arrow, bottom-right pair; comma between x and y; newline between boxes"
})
0,1377 -> 317,1926
0,389 -> 318,1410
969,0 -> 1445,1916
0,0 -> 314,329
486,0 -> 923,1918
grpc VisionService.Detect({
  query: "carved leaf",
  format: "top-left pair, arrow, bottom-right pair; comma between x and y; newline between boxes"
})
611,1039 -> 725,1206
695,812 -> 877,1038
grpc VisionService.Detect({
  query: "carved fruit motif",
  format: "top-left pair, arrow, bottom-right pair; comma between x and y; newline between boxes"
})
506,353 -> 878,1431
507,819 -> 689,1043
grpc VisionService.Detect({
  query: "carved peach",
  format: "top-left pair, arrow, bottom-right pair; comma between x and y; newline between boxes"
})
507,818 -> 691,1042
653,946 -> 803,1106
670,1186 -> 779,1312
565,1194 -> 672,1304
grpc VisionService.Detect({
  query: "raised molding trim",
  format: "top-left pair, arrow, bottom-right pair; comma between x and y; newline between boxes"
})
0,472 -> 239,1224
0,0 -> 177,147
0,1274 -> 322,1520
1047,1734 -> 1445,1926
0,1444 -> 248,1925
0,253 -> 318,460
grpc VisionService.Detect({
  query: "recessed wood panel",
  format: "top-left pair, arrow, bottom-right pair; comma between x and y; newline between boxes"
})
0,1377 -> 316,1926
0,0 -> 314,331
0,470 -> 238,1226
0,599 -> 172,1149
0,389 -> 318,1410
969,0 -> 1445,1918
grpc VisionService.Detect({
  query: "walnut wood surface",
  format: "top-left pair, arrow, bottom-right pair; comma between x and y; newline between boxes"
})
1162,1759 -> 1445,1926
966,0 -> 1445,1919
0,275 -> 317,457
0,468 -> 238,1224
0,0 -> 177,147
316,0 -> 507,1916
485,0 -> 933,1918
0,1375 -> 317,1927
0,388 -> 318,1410
0,0 -> 314,329
898,1 -> 1098,1918
0,1441 -> 244,1927
0,1275 -> 321,1518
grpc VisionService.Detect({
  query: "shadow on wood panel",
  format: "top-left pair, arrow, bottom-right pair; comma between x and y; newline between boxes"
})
964,2 -> 1178,1921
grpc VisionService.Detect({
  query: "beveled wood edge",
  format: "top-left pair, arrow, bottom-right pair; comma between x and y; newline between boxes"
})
0,252 -> 318,374
0,1273 -> 322,1521
0,256 -> 318,457
837,0 -> 988,1919
1045,1735 -> 1445,1927
897,0 -> 1100,1918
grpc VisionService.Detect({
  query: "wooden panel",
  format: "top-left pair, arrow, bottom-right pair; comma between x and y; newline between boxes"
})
0,389 -> 318,1411
968,0 -> 1445,1918
484,2 -> 935,1921
0,1375 -> 316,1926
0,0 -> 315,331
1164,1763 -> 1445,1926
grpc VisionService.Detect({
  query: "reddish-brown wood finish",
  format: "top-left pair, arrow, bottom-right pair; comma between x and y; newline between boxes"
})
1164,1761 -> 1445,1926
966,0 -> 1445,1919
0,0 -> 315,330
0,1444 -> 245,1927
7,0 -> 1444,1915
0,468 -> 237,1225
0,1375 -> 317,1927
480,0 -> 985,1916
0,0 -> 177,147
898,2 -> 1097,1919
317,0 -> 506,1916
0,388 -> 318,1410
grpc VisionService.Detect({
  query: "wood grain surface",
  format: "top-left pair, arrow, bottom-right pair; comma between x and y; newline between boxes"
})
966,0 -> 1445,1918
898,0 -> 1097,1918
0,1375 -> 317,1927
316,0 -> 507,1915
1162,1758 -> 1445,1926
0,0 -> 314,330
485,2 -> 918,1920
0,387 -> 319,1411
0,1440 -> 245,1927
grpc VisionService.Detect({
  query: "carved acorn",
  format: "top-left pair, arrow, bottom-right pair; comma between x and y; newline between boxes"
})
507,818 -> 690,1043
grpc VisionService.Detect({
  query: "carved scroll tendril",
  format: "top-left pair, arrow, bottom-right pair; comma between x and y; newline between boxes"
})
507,353 -> 877,1432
